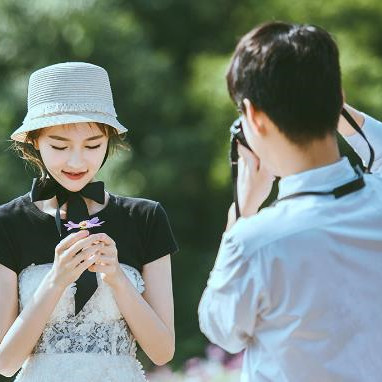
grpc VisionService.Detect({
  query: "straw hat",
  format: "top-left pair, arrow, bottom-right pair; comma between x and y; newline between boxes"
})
11,62 -> 128,142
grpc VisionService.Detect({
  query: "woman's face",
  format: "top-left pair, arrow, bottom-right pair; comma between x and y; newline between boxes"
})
35,122 -> 108,192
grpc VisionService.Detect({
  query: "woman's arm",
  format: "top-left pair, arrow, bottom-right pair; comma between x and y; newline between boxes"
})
0,266 -> 18,352
0,268 -> 65,377
0,230 -> 101,377
110,255 -> 175,366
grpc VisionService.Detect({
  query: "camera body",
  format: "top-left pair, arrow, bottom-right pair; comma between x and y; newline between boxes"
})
229,117 -> 252,151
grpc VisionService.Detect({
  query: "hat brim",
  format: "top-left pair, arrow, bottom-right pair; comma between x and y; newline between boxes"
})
11,112 -> 128,142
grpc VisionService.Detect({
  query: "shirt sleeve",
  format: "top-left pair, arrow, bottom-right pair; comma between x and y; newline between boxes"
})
143,202 -> 179,265
0,216 -> 19,274
343,112 -> 382,176
198,232 -> 264,354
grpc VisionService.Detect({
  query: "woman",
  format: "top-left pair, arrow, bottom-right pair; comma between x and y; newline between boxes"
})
0,62 -> 178,381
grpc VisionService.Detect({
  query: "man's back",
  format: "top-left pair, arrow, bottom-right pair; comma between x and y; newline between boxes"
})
243,168 -> 381,380
200,158 -> 382,381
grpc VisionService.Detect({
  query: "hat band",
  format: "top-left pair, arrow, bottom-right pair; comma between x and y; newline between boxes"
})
24,102 -> 117,121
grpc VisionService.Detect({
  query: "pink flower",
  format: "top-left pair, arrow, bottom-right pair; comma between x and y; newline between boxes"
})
64,216 -> 105,231
206,343 -> 226,363
224,351 -> 244,370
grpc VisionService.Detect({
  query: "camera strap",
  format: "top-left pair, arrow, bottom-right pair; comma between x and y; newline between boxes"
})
341,108 -> 374,173
230,135 -> 241,219
271,164 -> 365,207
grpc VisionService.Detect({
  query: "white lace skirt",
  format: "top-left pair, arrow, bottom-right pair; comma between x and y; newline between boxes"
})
13,353 -> 147,382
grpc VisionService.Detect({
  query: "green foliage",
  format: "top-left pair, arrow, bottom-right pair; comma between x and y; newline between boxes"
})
0,1 -> 381,379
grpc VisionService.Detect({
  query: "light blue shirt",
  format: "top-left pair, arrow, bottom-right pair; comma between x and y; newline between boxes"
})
198,113 -> 382,381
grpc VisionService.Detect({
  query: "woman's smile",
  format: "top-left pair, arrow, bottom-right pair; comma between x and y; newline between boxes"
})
62,170 -> 88,180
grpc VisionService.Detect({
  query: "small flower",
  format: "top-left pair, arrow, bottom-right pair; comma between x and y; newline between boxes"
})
206,343 -> 226,363
64,216 -> 105,231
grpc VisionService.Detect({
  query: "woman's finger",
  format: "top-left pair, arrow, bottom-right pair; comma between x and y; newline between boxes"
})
67,243 -> 103,268
87,233 -> 115,246
56,230 -> 89,254
63,235 -> 98,259
88,263 -> 112,273
95,255 -> 115,265
75,253 -> 100,274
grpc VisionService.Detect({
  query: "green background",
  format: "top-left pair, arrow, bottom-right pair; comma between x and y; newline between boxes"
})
0,0 -> 381,380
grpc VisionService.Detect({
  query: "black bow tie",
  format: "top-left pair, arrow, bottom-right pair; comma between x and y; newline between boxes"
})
30,176 -> 105,316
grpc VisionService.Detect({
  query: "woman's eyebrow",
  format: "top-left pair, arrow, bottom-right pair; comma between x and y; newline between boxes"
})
47,134 -> 104,141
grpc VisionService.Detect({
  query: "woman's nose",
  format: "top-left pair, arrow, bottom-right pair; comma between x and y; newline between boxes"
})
66,149 -> 86,169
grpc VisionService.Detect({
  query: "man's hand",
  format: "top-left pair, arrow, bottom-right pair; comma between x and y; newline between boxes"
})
237,142 -> 275,216
338,104 -> 365,137
226,142 -> 275,231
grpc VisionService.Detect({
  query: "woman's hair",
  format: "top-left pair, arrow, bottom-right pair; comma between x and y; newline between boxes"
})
10,122 -> 129,180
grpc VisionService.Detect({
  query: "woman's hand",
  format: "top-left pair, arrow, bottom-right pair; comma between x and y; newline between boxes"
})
50,230 -> 102,290
87,233 -> 126,289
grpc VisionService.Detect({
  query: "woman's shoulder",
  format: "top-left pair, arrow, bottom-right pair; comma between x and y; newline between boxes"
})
109,192 -> 160,216
0,192 -> 30,222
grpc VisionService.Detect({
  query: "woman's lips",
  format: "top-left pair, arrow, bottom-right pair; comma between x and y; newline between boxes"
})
62,171 -> 87,180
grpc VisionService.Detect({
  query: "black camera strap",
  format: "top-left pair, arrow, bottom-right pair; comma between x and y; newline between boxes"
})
230,135 -> 241,219
271,164 -> 365,207
341,108 -> 374,174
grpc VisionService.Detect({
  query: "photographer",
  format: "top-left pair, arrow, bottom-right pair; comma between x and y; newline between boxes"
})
198,21 -> 382,382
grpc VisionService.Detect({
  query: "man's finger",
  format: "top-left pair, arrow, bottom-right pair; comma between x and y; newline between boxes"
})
237,142 -> 260,169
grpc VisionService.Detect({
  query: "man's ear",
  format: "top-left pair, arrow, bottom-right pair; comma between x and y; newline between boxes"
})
243,98 -> 266,136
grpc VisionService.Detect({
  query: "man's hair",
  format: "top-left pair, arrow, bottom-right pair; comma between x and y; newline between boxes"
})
226,21 -> 343,146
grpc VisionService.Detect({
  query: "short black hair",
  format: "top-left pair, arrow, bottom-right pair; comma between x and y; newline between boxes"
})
226,21 -> 343,146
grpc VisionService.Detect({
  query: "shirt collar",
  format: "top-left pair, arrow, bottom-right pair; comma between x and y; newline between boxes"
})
278,157 -> 359,200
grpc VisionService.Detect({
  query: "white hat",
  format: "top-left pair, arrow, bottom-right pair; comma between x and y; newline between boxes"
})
11,62 -> 128,142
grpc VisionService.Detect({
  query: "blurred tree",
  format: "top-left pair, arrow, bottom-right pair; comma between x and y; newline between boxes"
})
0,0 -> 381,380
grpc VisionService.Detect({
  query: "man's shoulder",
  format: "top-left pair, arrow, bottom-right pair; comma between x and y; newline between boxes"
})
227,178 -> 382,255
227,202 -> 322,254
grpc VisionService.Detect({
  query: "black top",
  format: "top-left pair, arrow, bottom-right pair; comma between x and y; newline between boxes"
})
0,191 -> 179,275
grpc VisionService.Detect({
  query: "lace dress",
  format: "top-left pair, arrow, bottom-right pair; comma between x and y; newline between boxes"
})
14,263 -> 148,382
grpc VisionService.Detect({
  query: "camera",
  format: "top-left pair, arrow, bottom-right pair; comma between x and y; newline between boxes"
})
229,117 -> 251,151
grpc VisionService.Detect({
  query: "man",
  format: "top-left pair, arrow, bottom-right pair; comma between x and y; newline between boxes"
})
198,21 -> 382,381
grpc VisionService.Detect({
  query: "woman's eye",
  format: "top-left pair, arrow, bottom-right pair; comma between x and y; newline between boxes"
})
51,144 -> 101,150
51,146 -> 67,150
